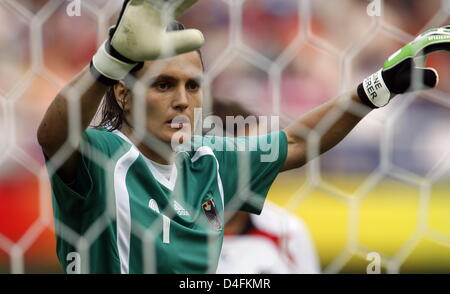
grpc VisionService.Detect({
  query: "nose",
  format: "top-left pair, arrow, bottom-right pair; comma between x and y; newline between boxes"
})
172,86 -> 189,112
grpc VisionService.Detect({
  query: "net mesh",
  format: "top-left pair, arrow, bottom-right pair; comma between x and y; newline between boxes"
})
1,0 -> 450,273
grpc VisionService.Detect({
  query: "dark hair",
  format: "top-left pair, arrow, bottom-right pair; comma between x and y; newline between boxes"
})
94,21 -> 204,132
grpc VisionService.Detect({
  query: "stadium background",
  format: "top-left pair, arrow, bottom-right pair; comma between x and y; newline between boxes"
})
1,0 -> 450,273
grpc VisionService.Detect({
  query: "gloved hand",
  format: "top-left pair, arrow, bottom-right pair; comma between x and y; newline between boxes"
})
357,26 -> 450,108
91,0 -> 205,85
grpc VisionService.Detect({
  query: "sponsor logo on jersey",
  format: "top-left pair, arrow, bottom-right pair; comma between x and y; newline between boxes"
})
201,198 -> 222,232
149,198 -> 190,217
174,200 -> 190,216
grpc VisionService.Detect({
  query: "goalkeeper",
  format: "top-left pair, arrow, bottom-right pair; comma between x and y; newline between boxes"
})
37,0 -> 450,273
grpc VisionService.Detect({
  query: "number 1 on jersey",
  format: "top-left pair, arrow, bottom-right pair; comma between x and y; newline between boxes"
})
162,215 -> 170,244
149,199 -> 170,244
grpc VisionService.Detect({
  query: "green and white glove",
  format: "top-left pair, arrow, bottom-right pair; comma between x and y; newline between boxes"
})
91,0 -> 205,85
357,26 -> 450,108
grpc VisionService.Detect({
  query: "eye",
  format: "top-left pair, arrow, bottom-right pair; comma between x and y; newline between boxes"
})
155,82 -> 170,91
186,80 -> 200,91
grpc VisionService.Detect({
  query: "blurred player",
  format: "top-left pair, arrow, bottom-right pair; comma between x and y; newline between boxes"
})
212,100 -> 320,274
37,0 -> 450,273
218,203 -> 320,274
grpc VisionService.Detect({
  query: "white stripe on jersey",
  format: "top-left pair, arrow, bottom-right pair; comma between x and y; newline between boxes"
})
191,146 -> 225,208
114,145 -> 140,274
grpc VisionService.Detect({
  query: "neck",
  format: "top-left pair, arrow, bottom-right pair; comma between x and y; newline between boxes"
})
138,142 -> 175,165
119,126 -> 175,165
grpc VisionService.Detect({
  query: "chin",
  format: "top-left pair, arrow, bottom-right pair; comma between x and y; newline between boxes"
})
159,132 -> 175,144
152,124 -> 192,145
170,130 -> 192,145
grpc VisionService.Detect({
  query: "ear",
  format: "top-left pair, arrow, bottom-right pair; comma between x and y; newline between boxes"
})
113,81 -> 132,112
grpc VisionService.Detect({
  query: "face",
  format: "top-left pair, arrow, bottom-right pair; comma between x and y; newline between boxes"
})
116,51 -> 203,144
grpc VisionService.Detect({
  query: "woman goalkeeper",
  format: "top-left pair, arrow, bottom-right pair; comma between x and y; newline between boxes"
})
37,0 -> 449,273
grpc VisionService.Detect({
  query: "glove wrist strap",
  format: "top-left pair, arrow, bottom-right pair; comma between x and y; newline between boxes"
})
91,41 -> 137,85
357,69 -> 392,108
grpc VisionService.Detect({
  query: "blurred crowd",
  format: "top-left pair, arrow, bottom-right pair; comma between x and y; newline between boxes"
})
1,0 -> 449,178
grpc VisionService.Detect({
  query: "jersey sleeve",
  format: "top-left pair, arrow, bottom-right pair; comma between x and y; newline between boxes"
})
214,131 -> 288,215
45,128 -> 116,217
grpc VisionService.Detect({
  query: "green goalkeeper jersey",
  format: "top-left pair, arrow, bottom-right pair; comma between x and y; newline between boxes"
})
47,128 -> 288,274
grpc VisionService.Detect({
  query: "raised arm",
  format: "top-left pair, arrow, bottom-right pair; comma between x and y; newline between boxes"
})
283,91 -> 368,171
282,26 -> 450,171
37,69 -> 108,181
37,0 -> 204,182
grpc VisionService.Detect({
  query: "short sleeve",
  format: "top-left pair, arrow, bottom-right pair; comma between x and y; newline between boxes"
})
44,129 -> 113,216
215,131 -> 288,214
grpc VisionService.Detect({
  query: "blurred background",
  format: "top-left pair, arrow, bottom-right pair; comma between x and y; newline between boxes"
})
1,0 -> 450,273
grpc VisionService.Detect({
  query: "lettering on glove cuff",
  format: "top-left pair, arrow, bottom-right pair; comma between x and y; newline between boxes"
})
362,69 -> 391,108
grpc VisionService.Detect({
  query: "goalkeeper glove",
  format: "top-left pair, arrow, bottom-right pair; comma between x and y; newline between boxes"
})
357,26 -> 450,108
91,0 -> 205,85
